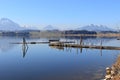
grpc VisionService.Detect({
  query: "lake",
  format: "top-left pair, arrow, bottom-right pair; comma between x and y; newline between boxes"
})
0,36 -> 120,80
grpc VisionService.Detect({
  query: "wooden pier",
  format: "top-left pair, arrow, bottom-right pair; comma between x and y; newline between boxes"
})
49,42 -> 120,50
11,37 -> 120,50
11,41 -> 75,44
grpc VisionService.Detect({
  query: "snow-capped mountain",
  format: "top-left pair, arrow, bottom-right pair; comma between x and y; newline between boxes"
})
43,25 -> 58,30
78,24 -> 114,31
0,18 -> 24,31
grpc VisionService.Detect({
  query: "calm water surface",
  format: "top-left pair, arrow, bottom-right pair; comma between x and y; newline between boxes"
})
0,37 -> 120,80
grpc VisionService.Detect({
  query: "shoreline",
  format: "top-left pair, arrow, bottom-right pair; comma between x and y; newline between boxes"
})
62,33 -> 120,37
104,55 -> 120,80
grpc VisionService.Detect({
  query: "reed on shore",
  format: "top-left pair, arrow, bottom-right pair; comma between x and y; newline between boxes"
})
111,55 -> 120,80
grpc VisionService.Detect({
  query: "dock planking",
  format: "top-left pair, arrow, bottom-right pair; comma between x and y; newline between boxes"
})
11,41 -> 120,50
10,41 -> 75,44
49,42 -> 120,50
11,42 -> 50,44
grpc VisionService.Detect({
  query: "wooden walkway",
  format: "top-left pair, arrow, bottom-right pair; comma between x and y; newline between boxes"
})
49,42 -> 120,50
11,41 -> 75,44
11,42 -> 50,44
11,38 -> 120,50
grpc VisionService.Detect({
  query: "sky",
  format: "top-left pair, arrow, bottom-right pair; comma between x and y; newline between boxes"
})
0,0 -> 120,29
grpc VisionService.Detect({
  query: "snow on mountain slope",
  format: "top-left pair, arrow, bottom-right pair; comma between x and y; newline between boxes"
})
78,24 -> 114,31
0,18 -> 23,31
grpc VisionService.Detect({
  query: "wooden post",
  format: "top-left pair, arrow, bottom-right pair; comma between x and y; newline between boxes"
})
80,36 -> 83,53
22,37 -> 28,58
100,40 -> 102,49
23,37 -> 26,44
80,36 -> 82,46
100,40 -> 102,56
80,47 -> 82,53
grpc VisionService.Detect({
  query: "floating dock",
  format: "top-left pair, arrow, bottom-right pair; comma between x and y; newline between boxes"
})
11,38 -> 120,50
49,42 -> 120,50
11,41 -> 75,44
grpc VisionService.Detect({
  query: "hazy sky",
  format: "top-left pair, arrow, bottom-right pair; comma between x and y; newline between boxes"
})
0,0 -> 120,29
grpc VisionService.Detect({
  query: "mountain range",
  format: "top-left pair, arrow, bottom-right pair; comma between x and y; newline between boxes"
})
77,24 -> 114,31
0,18 -> 115,31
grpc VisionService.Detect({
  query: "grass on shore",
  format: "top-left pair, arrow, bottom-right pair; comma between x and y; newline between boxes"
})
111,55 -> 120,80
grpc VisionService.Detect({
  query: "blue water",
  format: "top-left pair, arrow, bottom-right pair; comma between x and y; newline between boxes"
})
0,37 -> 119,80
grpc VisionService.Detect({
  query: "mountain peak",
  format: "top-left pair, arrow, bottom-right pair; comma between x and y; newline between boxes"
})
78,24 -> 114,31
0,18 -> 11,20
43,25 -> 58,30
0,18 -> 15,25
0,18 -> 23,31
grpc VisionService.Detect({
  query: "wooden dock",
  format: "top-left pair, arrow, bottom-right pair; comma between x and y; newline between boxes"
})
10,38 -> 120,50
49,42 -> 120,50
11,41 -> 75,44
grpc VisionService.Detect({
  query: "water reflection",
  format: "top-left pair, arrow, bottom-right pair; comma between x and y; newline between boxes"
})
22,43 -> 28,58
20,36 -> 120,58
0,36 -> 120,80
0,36 -> 118,58
50,46 -> 64,50
0,37 -> 20,52
0,36 -> 38,53
49,44 -> 108,57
